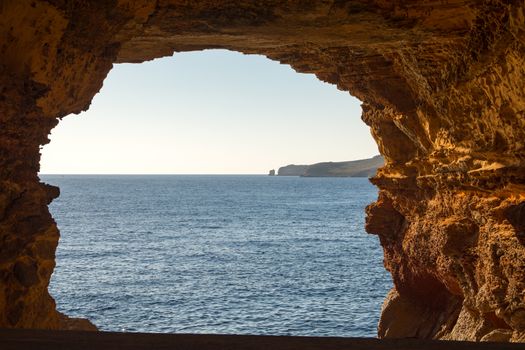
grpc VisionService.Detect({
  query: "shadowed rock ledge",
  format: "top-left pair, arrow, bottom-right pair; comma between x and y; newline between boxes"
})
1,0 -> 524,342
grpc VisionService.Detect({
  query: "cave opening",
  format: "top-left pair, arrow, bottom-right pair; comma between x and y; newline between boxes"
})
2,0 -> 524,343
38,49 -> 391,336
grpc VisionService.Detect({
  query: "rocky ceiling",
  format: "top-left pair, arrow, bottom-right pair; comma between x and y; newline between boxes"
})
0,0 -> 524,342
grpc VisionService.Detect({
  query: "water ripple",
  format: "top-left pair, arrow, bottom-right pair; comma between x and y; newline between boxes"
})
42,175 -> 392,337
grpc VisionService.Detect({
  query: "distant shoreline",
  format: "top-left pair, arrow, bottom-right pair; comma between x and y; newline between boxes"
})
39,174 -> 375,177
39,174 -> 274,176
269,155 -> 384,178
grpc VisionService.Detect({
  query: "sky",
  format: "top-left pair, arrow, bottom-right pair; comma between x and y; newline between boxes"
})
39,49 -> 378,174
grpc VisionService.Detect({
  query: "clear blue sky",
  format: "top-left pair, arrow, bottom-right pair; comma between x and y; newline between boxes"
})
40,50 -> 378,174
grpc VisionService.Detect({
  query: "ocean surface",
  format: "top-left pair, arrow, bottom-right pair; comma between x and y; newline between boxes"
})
41,175 -> 392,337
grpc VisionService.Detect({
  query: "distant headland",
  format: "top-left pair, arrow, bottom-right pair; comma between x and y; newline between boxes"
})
268,155 -> 384,177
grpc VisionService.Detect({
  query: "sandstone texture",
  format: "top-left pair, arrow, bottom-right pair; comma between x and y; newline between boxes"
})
1,0 -> 524,341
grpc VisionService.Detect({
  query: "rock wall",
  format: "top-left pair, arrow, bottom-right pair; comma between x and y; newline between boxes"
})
1,0 -> 524,341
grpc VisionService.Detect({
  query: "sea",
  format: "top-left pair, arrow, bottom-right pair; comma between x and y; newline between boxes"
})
41,175 -> 392,337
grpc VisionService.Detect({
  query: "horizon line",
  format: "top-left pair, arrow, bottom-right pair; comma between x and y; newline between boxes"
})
38,155 -> 383,176
38,173 -> 272,176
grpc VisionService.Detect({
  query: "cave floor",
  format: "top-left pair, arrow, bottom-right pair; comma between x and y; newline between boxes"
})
1,329 -> 524,350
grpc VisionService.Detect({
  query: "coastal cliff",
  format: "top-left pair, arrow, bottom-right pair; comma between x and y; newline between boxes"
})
277,165 -> 309,176
1,0 -> 524,341
277,155 -> 384,177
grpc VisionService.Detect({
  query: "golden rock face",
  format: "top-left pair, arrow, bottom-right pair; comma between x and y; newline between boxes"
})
1,0 -> 524,341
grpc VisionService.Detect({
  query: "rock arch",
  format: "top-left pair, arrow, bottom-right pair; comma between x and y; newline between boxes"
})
1,0 -> 524,342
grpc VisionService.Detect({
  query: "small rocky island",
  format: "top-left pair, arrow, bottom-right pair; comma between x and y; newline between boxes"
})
274,155 -> 384,177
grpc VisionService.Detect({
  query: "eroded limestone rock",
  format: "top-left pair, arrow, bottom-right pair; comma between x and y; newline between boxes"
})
1,0 -> 524,340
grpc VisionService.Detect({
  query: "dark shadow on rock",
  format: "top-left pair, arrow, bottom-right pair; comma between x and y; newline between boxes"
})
505,202 -> 525,245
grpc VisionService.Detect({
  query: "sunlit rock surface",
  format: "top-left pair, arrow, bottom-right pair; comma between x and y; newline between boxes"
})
0,0 -> 524,341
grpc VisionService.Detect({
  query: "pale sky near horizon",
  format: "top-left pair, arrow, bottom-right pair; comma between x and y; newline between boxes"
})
39,49 -> 378,174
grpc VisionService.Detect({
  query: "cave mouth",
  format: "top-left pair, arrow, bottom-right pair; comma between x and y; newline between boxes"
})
39,50 -> 390,336
4,0 -> 524,342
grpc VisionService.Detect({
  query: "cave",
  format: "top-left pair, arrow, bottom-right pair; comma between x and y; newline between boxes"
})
1,0 -> 524,343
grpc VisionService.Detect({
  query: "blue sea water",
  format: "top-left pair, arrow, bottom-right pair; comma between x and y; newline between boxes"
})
41,175 -> 391,337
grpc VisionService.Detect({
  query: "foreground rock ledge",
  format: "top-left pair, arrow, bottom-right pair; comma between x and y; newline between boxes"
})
1,0 -> 524,342
2,329 -> 525,350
